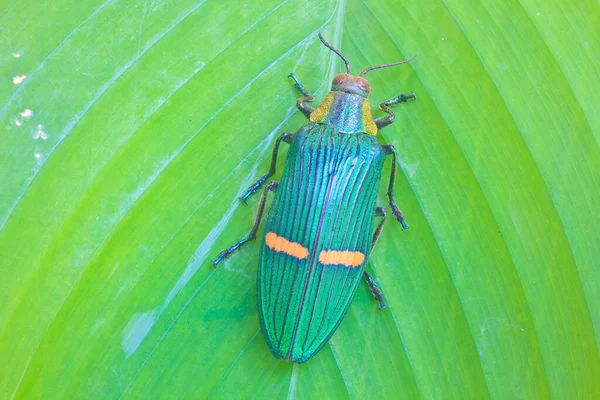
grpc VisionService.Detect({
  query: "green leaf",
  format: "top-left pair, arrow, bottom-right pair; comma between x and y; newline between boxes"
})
1,0 -> 599,398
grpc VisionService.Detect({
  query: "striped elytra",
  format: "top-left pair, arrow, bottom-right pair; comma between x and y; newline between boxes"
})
258,123 -> 385,363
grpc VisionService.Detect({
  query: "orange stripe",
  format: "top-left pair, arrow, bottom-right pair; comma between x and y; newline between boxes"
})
265,232 -> 308,260
318,250 -> 365,268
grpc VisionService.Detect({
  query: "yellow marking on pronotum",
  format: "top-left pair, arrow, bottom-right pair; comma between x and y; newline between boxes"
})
265,232 -> 308,260
309,92 -> 334,123
318,250 -> 365,268
362,99 -> 378,136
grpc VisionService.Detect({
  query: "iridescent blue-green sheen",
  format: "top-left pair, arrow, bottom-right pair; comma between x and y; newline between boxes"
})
258,121 -> 385,363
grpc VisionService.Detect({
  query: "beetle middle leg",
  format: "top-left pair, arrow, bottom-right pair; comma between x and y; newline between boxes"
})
288,73 -> 315,119
364,206 -> 388,309
212,181 -> 278,266
382,144 -> 409,230
374,92 -> 416,130
240,132 -> 293,202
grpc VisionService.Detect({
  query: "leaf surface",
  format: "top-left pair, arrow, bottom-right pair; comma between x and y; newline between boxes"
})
1,0 -> 599,398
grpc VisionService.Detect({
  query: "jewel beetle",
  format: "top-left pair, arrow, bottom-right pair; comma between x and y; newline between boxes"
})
213,34 -> 416,363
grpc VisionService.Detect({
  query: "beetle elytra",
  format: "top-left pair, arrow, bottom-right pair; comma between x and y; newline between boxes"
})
213,33 -> 416,363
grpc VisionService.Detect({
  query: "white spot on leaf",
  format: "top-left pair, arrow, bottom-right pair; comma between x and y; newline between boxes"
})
13,75 -> 27,84
33,124 -> 48,140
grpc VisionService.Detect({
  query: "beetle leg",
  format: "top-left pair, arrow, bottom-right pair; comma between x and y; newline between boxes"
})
212,181 -> 279,266
364,271 -> 387,309
363,206 -> 388,308
288,73 -> 315,119
382,144 -> 409,230
374,92 -> 416,130
240,132 -> 293,202
371,206 -> 387,248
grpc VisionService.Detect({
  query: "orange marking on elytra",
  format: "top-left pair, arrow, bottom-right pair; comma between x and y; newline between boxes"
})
318,250 -> 364,268
265,232 -> 308,260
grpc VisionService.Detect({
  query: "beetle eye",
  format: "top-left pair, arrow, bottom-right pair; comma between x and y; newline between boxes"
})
332,74 -> 349,85
355,78 -> 371,94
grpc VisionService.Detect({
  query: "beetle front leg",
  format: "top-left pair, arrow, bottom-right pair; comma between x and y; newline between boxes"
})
374,92 -> 416,130
212,181 -> 278,266
240,132 -> 293,202
288,73 -> 315,119
382,145 -> 409,230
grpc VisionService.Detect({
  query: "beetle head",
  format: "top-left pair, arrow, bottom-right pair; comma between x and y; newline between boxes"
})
317,33 -> 417,97
331,74 -> 371,97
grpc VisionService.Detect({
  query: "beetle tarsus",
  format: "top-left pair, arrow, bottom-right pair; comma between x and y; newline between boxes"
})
212,255 -> 224,266
375,91 -> 417,130
288,73 -> 311,97
239,133 -> 292,202
364,271 -> 387,309
390,204 -> 410,230
212,239 -> 249,266
241,176 -> 267,202
288,73 -> 315,118
384,92 -> 416,107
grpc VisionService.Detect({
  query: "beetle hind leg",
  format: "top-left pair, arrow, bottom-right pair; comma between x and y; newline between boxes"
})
371,206 -> 387,248
364,271 -> 387,309
212,181 -> 278,266
363,206 -> 388,308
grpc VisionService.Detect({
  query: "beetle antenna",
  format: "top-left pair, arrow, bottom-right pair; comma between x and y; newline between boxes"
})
360,54 -> 418,77
318,33 -> 351,74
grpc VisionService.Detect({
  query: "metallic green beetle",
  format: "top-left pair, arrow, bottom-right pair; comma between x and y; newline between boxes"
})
213,34 -> 416,363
